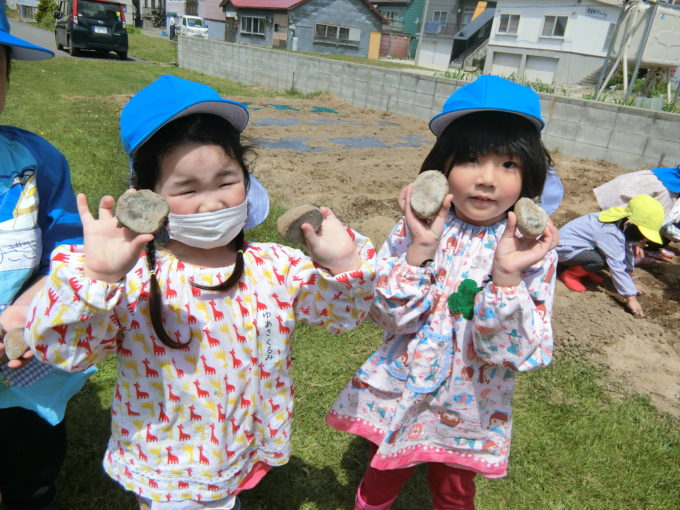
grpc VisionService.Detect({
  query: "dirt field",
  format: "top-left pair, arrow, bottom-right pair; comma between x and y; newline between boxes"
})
239,93 -> 680,418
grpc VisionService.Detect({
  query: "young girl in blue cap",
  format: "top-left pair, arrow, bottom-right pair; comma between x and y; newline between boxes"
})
326,75 -> 559,510
25,75 -> 376,510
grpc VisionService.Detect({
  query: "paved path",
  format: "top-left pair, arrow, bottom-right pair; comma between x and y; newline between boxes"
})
9,19 -> 61,56
8,18 -> 144,61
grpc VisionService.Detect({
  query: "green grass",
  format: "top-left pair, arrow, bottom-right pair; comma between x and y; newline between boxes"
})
4,58 -> 680,510
128,29 -> 178,65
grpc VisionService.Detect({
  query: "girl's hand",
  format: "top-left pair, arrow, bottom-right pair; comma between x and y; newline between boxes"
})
77,193 -> 154,282
492,211 -> 559,287
398,184 -> 453,266
633,244 -> 644,260
301,207 -> 362,275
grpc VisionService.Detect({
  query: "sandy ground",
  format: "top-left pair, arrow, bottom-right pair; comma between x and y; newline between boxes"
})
238,93 -> 679,418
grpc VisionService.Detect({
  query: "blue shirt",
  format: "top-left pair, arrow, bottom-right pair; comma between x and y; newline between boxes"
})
556,213 -> 637,296
0,126 -> 92,424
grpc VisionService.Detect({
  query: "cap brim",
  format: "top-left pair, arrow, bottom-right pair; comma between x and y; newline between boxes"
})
429,108 -> 544,137
0,32 -> 54,60
638,225 -> 663,245
129,99 -> 249,155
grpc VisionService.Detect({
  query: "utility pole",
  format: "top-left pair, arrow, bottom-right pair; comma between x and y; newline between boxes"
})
415,0 -> 431,65
594,0 -> 629,99
625,0 -> 660,101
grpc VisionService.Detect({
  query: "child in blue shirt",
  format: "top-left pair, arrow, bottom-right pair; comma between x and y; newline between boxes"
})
0,8 -> 92,509
556,194 -> 665,316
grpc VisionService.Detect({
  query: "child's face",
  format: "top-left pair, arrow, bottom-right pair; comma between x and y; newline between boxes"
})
154,142 -> 246,215
447,152 -> 523,226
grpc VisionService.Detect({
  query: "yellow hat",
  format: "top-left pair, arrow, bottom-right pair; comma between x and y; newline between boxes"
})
598,194 -> 665,244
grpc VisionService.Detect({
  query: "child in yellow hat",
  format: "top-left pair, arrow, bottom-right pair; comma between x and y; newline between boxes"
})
555,194 -> 665,316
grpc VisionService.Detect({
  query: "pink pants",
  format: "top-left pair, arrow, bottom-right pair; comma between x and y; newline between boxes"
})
358,443 -> 477,510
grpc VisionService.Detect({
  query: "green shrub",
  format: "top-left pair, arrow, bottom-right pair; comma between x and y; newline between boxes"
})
35,0 -> 57,27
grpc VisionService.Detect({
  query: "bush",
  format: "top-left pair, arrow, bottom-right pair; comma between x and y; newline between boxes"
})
35,0 -> 57,28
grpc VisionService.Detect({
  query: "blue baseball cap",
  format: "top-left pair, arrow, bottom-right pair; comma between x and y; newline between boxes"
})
120,75 -> 249,155
0,4 -> 54,60
429,75 -> 544,137
121,75 -> 269,230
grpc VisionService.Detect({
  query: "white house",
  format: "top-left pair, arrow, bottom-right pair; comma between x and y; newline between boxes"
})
483,0 -> 680,85
484,0 -> 624,84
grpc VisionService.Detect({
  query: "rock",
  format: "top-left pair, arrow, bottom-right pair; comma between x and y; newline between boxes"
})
115,190 -> 169,234
410,170 -> 449,220
277,205 -> 324,244
4,328 -> 27,361
515,197 -> 548,237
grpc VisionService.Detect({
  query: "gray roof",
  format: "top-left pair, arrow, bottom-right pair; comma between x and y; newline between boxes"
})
454,7 -> 495,40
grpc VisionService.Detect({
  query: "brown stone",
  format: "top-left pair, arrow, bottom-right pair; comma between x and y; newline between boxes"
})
115,190 -> 169,234
277,205 -> 324,244
410,170 -> 449,220
515,197 -> 548,238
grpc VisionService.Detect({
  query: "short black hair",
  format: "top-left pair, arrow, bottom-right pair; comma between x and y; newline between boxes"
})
132,113 -> 255,192
622,221 -> 645,243
420,111 -> 552,200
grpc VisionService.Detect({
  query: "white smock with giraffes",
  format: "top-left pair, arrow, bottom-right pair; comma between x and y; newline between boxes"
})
26,236 -> 375,503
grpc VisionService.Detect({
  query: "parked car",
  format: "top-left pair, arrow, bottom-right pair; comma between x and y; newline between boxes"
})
176,15 -> 208,39
54,0 -> 128,60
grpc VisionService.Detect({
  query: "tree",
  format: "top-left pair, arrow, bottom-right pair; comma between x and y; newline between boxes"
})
35,0 -> 58,25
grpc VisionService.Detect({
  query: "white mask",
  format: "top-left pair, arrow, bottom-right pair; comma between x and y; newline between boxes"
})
166,200 -> 248,249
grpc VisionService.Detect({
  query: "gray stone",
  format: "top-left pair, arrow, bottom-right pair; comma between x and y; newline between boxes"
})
115,190 -> 169,234
515,197 -> 548,238
4,327 -> 27,361
410,170 -> 449,220
277,205 -> 324,244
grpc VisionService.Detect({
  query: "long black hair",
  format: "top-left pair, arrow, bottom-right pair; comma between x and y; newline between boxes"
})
131,113 -> 256,348
3,46 -> 11,81
420,111 -> 553,202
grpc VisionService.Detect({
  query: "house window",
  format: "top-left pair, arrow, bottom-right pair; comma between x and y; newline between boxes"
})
432,10 -> 448,25
241,16 -> 266,36
602,22 -> 615,51
461,7 -> 475,26
382,10 -> 399,21
314,23 -> 360,46
541,15 -> 568,38
423,10 -> 448,34
498,13 -> 520,35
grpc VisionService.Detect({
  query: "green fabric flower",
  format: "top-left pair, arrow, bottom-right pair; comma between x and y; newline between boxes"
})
448,279 -> 483,320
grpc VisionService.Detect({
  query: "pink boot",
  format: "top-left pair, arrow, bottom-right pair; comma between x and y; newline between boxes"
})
354,482 -> 398,510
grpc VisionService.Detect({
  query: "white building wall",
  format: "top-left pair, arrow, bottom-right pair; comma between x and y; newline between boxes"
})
485,0 -> 623,84
489,0 -> 619,56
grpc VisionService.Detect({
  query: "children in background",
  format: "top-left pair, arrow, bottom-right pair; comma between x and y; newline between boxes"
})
25,75 -> 376,510
593,165 -> 680,259
0,9 -> 93,510
326,75 -> 558,510
556,194 -> 665,317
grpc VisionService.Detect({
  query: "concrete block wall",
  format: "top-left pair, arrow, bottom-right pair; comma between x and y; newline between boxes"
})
179,37 -> 680,170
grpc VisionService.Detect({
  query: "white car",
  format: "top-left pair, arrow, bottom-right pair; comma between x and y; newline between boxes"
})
177,15 -> 208,39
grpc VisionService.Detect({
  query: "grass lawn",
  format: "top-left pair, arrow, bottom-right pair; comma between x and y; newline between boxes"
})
4,53 -> 680,510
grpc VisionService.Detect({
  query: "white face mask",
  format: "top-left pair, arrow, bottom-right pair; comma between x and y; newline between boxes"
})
166,200 -> 248,249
